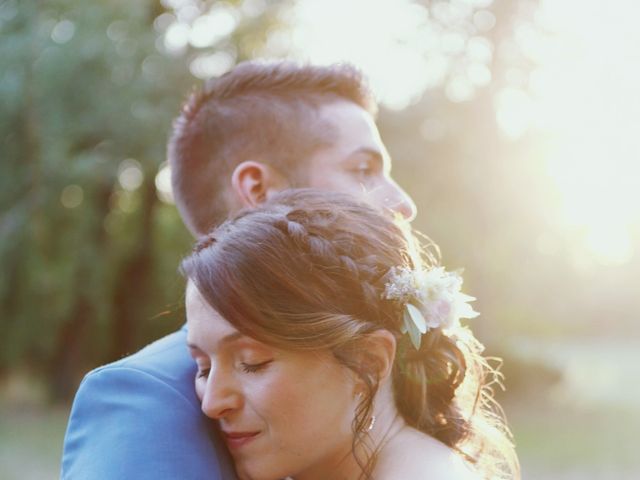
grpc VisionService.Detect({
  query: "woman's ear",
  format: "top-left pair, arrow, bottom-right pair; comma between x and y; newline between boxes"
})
355,329 -> 397,386
231,161 -> 289,208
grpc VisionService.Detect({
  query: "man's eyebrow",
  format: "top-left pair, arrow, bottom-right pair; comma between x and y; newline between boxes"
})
187,331 -> 245,352
347,147 -> 389,169
348,147 -> 384,161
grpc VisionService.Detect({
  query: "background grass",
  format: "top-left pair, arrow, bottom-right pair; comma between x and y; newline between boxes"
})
0,402 -> 68,480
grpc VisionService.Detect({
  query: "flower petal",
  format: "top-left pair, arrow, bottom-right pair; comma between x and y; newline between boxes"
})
404,311 -> 423,350
406,303 -> 427,333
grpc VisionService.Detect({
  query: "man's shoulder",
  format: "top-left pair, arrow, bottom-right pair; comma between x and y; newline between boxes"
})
62,326 -> 238,479
74,325 -> 201,416
87,326 -> 195,392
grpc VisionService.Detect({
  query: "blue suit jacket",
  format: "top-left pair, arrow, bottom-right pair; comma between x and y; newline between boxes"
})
61,326 -> 237,479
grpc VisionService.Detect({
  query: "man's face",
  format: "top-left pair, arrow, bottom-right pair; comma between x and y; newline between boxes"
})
303,100 -> 417,221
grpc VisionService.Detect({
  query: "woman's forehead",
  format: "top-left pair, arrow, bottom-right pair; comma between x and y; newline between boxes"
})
186,283 -> 235,343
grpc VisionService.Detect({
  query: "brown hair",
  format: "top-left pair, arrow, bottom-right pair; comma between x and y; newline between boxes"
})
168,60 -> 376,235
181,189 -> 519,479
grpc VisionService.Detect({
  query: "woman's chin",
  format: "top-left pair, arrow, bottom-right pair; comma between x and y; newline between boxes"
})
234,460 -> 286,480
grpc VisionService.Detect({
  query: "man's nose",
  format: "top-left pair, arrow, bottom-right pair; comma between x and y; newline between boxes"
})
201,369 -> 243,419
386,180 -> 417,221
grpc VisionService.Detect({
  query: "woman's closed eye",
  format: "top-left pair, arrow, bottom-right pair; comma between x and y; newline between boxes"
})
196,359 -> 272,379
241,359 -> 273,374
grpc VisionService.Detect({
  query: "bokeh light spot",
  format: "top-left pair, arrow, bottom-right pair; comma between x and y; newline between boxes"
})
60,185 -> 83,209
189,7 -> 238,48
164,21 -> 190,54
446,76 -> 474,103
106,20 -> 128,42
118,159 -> 144,191
495,87 -> 533,139
473,10 -> 496,32
241,0 -> 267,17
190,51 -> 236,79
155,163 -> 174,204
51,20 -> 75,44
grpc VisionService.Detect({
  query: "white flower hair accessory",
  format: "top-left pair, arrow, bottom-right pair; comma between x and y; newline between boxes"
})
383,266 -> 480,350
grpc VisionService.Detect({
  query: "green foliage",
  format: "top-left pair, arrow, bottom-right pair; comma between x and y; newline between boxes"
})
2,0 -> 636,405
0,0 -> 283,399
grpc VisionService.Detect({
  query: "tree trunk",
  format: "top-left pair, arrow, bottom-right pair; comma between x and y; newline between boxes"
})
109,173 -> 158,361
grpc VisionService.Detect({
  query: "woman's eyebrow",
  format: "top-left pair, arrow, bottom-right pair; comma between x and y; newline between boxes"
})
187,331 -> 246,352
218,331 -> 245,346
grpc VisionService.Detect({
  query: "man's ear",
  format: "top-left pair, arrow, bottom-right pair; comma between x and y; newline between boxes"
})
354,329 -> 397,388
231,160 -> 289,208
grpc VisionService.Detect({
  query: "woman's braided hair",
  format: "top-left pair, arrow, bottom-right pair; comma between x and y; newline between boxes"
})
181,189 -> 518,479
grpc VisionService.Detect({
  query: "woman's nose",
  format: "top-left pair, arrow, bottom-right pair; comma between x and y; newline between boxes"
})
201,369 -> 243,419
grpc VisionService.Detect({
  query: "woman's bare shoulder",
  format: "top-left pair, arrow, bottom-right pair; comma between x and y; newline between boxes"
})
375,427 -> 481,480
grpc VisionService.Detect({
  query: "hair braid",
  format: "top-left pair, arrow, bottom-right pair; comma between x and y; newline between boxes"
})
271,208 -> 392,327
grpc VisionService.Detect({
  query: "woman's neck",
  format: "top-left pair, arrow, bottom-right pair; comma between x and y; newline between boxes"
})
291,385 -> 406,480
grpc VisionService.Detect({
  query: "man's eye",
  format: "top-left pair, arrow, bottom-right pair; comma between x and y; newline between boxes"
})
241,360 -> 272,374
197,368 -> 210,379
355,163 -> 374,177
354,160 -> 382,181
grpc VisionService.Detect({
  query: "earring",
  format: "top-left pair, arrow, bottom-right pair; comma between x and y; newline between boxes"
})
366,415 -> 376,432
355,393 -> 375,432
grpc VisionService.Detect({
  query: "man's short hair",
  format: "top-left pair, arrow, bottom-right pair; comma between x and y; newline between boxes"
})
168,60 -> 377,235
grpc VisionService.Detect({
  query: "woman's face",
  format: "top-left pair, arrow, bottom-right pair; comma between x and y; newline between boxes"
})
186,282 -> 360,480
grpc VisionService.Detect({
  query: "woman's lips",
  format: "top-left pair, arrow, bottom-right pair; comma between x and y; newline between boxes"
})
223,431 -> 261,449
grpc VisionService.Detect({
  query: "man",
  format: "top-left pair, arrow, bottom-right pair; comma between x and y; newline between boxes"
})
61,60 -> 416,479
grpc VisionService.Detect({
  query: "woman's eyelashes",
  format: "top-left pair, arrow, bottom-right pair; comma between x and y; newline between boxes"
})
196,359 -> 273,379
241,359 -> 273,374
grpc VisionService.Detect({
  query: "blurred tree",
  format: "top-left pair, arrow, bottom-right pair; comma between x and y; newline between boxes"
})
0,0 -> 286,400
4,0 -> 632,404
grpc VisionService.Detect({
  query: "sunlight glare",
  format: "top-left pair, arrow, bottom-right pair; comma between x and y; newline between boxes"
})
584,224 -> 633,266
523,0 -> 640,265
277,0 -> 493,110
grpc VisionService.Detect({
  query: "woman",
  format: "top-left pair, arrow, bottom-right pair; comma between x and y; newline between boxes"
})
181,189 -> 519,480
